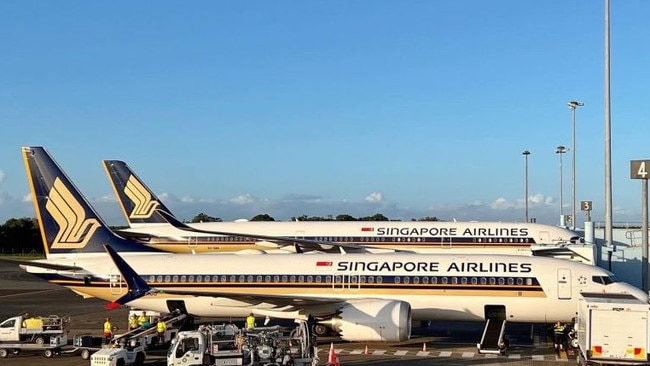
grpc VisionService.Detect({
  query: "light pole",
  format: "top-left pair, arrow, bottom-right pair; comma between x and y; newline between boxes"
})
568,100 -> 584,228
556,145 -> 568,225
523,150 -> 531,223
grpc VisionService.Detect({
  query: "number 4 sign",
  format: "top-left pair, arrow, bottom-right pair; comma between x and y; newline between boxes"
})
631,160 -> 650,179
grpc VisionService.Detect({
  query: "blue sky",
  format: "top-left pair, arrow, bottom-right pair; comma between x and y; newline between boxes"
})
1,1 -> 648,227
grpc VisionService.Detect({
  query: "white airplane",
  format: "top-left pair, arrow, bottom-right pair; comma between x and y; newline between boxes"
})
18,146 -> 645,346
103,159 -> 592,262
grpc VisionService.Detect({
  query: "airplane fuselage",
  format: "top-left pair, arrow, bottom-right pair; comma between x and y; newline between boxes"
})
26,251 -> 644,323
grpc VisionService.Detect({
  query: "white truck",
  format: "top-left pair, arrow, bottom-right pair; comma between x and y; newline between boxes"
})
0,314 -> 70,358
575,292 -> 650,365
0,314 -> 69,344
167,321 -> 316,366
90,337 -> 146,366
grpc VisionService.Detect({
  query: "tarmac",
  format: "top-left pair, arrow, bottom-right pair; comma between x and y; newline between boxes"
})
0,259 -> 573,365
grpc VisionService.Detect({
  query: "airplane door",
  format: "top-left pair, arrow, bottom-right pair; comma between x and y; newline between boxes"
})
332,273 -> 360,292
187,236 -> 198,249
557,268 -> 572,300
539,230 -> 550,243
109,269 -> 124,295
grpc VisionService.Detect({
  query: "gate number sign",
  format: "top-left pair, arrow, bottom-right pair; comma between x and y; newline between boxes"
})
631,160 -> 650,179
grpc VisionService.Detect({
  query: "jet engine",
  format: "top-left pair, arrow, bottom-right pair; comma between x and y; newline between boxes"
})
328,299 -> 411,342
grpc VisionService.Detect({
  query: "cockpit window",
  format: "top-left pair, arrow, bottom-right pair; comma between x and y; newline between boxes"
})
592,275 -> 620,285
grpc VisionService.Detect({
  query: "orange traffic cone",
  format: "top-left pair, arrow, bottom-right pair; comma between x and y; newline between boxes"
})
364,345 -> 369,355
326,342 -> 340,366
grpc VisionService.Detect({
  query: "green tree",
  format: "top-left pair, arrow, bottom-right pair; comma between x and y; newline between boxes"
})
191,213 -> 222,223
335,214 -> 357,221
250,214 -> 275,221
291,215 -> 332,221
359,213 -> 389,221
413,216 -> 442,221
0,217 -> 42,255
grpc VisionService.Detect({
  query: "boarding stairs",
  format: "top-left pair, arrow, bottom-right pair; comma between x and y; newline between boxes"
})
477,318 -> 507,354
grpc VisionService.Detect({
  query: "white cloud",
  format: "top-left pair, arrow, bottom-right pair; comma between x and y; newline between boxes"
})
92,194 -> 117,203
365,192 -> 384,203
490,197 -> 514,210
181,196 -> 195,203
21,193 -> 32,203
0,170 -> 5,184
230,194 -> 257,205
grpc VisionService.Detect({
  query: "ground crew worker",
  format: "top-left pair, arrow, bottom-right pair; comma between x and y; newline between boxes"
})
553,321 -> 565,351
103,317 -> 113,344
246,313 -> 255,329
156,318 -> 167,344
128,314 -> 138,331
137,311 -> 147,327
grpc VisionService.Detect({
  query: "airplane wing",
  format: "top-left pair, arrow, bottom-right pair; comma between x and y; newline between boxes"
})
0,258 -> 85,271
156,209 -> 410,254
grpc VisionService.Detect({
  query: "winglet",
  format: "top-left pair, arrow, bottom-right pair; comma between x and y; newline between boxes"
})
103,244 -> 154,309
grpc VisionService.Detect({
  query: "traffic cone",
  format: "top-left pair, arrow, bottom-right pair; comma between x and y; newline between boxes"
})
422,342 -> 427,352
364,344 -> 369,355
327,342 -> 338,365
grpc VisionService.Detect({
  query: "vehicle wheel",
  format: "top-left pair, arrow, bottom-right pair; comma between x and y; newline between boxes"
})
81,349 -> 91,359
34,336 -> 45,345
0,349 -> 8,358
134,352 -> 145,366
571,337 -> 579,348
313,324 -> 330,337
44,349 -> 53,358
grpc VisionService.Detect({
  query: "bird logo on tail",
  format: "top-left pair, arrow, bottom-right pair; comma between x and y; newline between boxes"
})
47,177 -> 100,250
125,175 -> 159,219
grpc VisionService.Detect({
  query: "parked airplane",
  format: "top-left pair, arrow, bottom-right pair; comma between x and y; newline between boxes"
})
103,160 -> 593,262
19,146 -> 644,345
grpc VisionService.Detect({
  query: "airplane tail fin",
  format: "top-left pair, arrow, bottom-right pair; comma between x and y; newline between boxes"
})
102,160 -> 172,226
22,147 -> 161,257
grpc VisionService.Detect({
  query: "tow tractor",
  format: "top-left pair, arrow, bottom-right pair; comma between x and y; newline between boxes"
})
91,312 -> 187,366
167,320 -> 317,366
0,314 -> 70,358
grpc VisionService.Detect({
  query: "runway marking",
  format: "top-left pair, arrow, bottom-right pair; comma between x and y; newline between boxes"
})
334,347 -> 564,361
0,288 -> 63,298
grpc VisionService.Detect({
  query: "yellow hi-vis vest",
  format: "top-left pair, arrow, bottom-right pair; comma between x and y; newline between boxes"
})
129,317 -> 138,329
157,321 -> 167,333
104,321 -> 112,334
246,315 -> 255,329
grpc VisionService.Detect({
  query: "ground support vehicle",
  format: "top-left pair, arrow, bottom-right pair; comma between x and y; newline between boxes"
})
122,312 -> 187,349
575,292 -> 650,365
167,320 -> 316,366
59,333 -> 105,359
0,314 -> 70,344
90,337 -> 147,366
89,312 -> 187,366
0,333 -> 68,358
